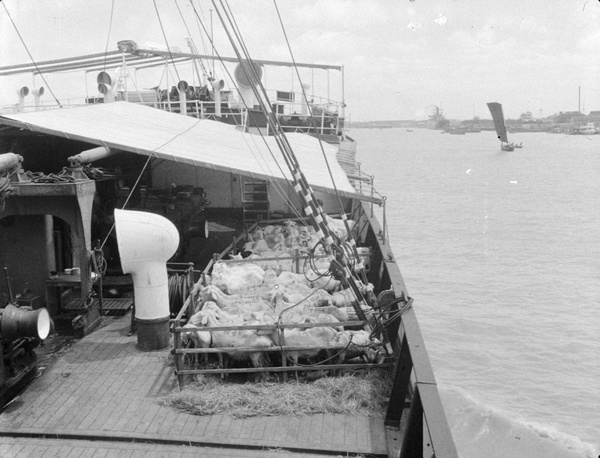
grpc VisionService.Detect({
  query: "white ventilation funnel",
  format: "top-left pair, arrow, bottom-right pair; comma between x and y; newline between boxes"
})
212,79 -> 224,117
32,87 -> 44,110
114,209 -> 179,350
97,71 -> 120,103
16,86 -> 29,111
177,80 -> 188,115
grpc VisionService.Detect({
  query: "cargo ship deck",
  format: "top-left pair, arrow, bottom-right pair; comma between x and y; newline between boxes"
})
0,315 -> 395,457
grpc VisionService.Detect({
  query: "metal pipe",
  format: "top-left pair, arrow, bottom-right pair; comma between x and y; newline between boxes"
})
68,146 -> 117,165
0,153 -> 20,173
382,196 -> 387,245
45,215 -> 56,276
4,267 -> 13,303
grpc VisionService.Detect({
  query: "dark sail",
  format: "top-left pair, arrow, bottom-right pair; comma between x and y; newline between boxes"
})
487,102 -> 509,143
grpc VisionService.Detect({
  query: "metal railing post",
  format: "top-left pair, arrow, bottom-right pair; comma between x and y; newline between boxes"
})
174,316 -> 184,390
358,162 -> 362,194
382,196 -> 387,245
400,386 -> 424,458
370,176 -> 375,217
385,333 -> 413,426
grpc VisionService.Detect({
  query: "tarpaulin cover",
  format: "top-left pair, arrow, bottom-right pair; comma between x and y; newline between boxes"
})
0,102 -> 377,202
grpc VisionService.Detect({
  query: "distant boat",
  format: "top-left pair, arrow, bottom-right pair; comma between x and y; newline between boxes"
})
571,123 -> 597,135
446,126 -> 467,135
487,102 -> 520,151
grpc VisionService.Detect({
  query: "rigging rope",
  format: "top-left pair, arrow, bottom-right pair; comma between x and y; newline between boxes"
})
174,0 -> 210,81
212,0 -> 373,320
102,0 -> 116,73
187,1 -> 310,225
152,0 -> 182,82
272,0 -> 370,287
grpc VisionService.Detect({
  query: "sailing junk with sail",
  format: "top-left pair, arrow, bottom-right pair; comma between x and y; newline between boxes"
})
487,102 -> 520,151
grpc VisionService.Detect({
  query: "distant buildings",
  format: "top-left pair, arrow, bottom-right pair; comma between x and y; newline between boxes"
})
348,109 -> 600,134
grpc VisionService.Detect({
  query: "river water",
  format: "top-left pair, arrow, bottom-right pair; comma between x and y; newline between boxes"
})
351,127 -> 599,457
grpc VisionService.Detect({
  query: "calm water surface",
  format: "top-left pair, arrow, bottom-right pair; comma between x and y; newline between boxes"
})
351,127 -> 600,457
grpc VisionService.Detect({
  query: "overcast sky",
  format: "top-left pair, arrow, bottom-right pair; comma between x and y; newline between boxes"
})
1,0 -> 599,121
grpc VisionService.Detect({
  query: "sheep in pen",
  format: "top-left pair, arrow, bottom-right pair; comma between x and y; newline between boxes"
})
172,221 -> 388,386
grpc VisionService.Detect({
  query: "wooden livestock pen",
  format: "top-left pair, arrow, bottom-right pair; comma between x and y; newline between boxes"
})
171,225 -> 391,384
169,201 -> 457,457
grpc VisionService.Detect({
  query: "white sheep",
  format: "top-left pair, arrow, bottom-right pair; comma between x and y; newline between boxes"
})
273,326 -> 338,375
180,322 -> 212,367
199,286 -> 273,314
211,262 -> 265,294
329,330 -> 385,365
201,307 -> 274,375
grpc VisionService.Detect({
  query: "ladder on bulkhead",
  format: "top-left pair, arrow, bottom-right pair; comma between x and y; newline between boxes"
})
241,179 -> 269,224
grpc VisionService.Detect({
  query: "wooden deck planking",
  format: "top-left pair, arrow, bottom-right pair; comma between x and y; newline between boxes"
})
297,415 -> 313,445
308,413 -> 324,445
87,353 -> 143,431
100,357 -> 150,432
224,413 -> 245,441
214,413 -> 233,438
249,415 -> 268,440
65,353 -> 123,430
179,412 -> 202,437
201,413 -> 223,438
0,316 -> 390,457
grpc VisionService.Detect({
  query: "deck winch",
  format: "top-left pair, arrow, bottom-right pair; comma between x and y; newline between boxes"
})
0,302 -> 51,406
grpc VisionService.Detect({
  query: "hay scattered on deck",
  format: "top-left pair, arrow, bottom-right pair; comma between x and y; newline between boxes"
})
161,370 -> 391,418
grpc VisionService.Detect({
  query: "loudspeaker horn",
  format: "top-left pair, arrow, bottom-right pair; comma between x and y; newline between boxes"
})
0,304 -> 51,341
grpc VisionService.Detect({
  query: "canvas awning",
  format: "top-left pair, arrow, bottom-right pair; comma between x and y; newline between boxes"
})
0,102 -> 379,203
